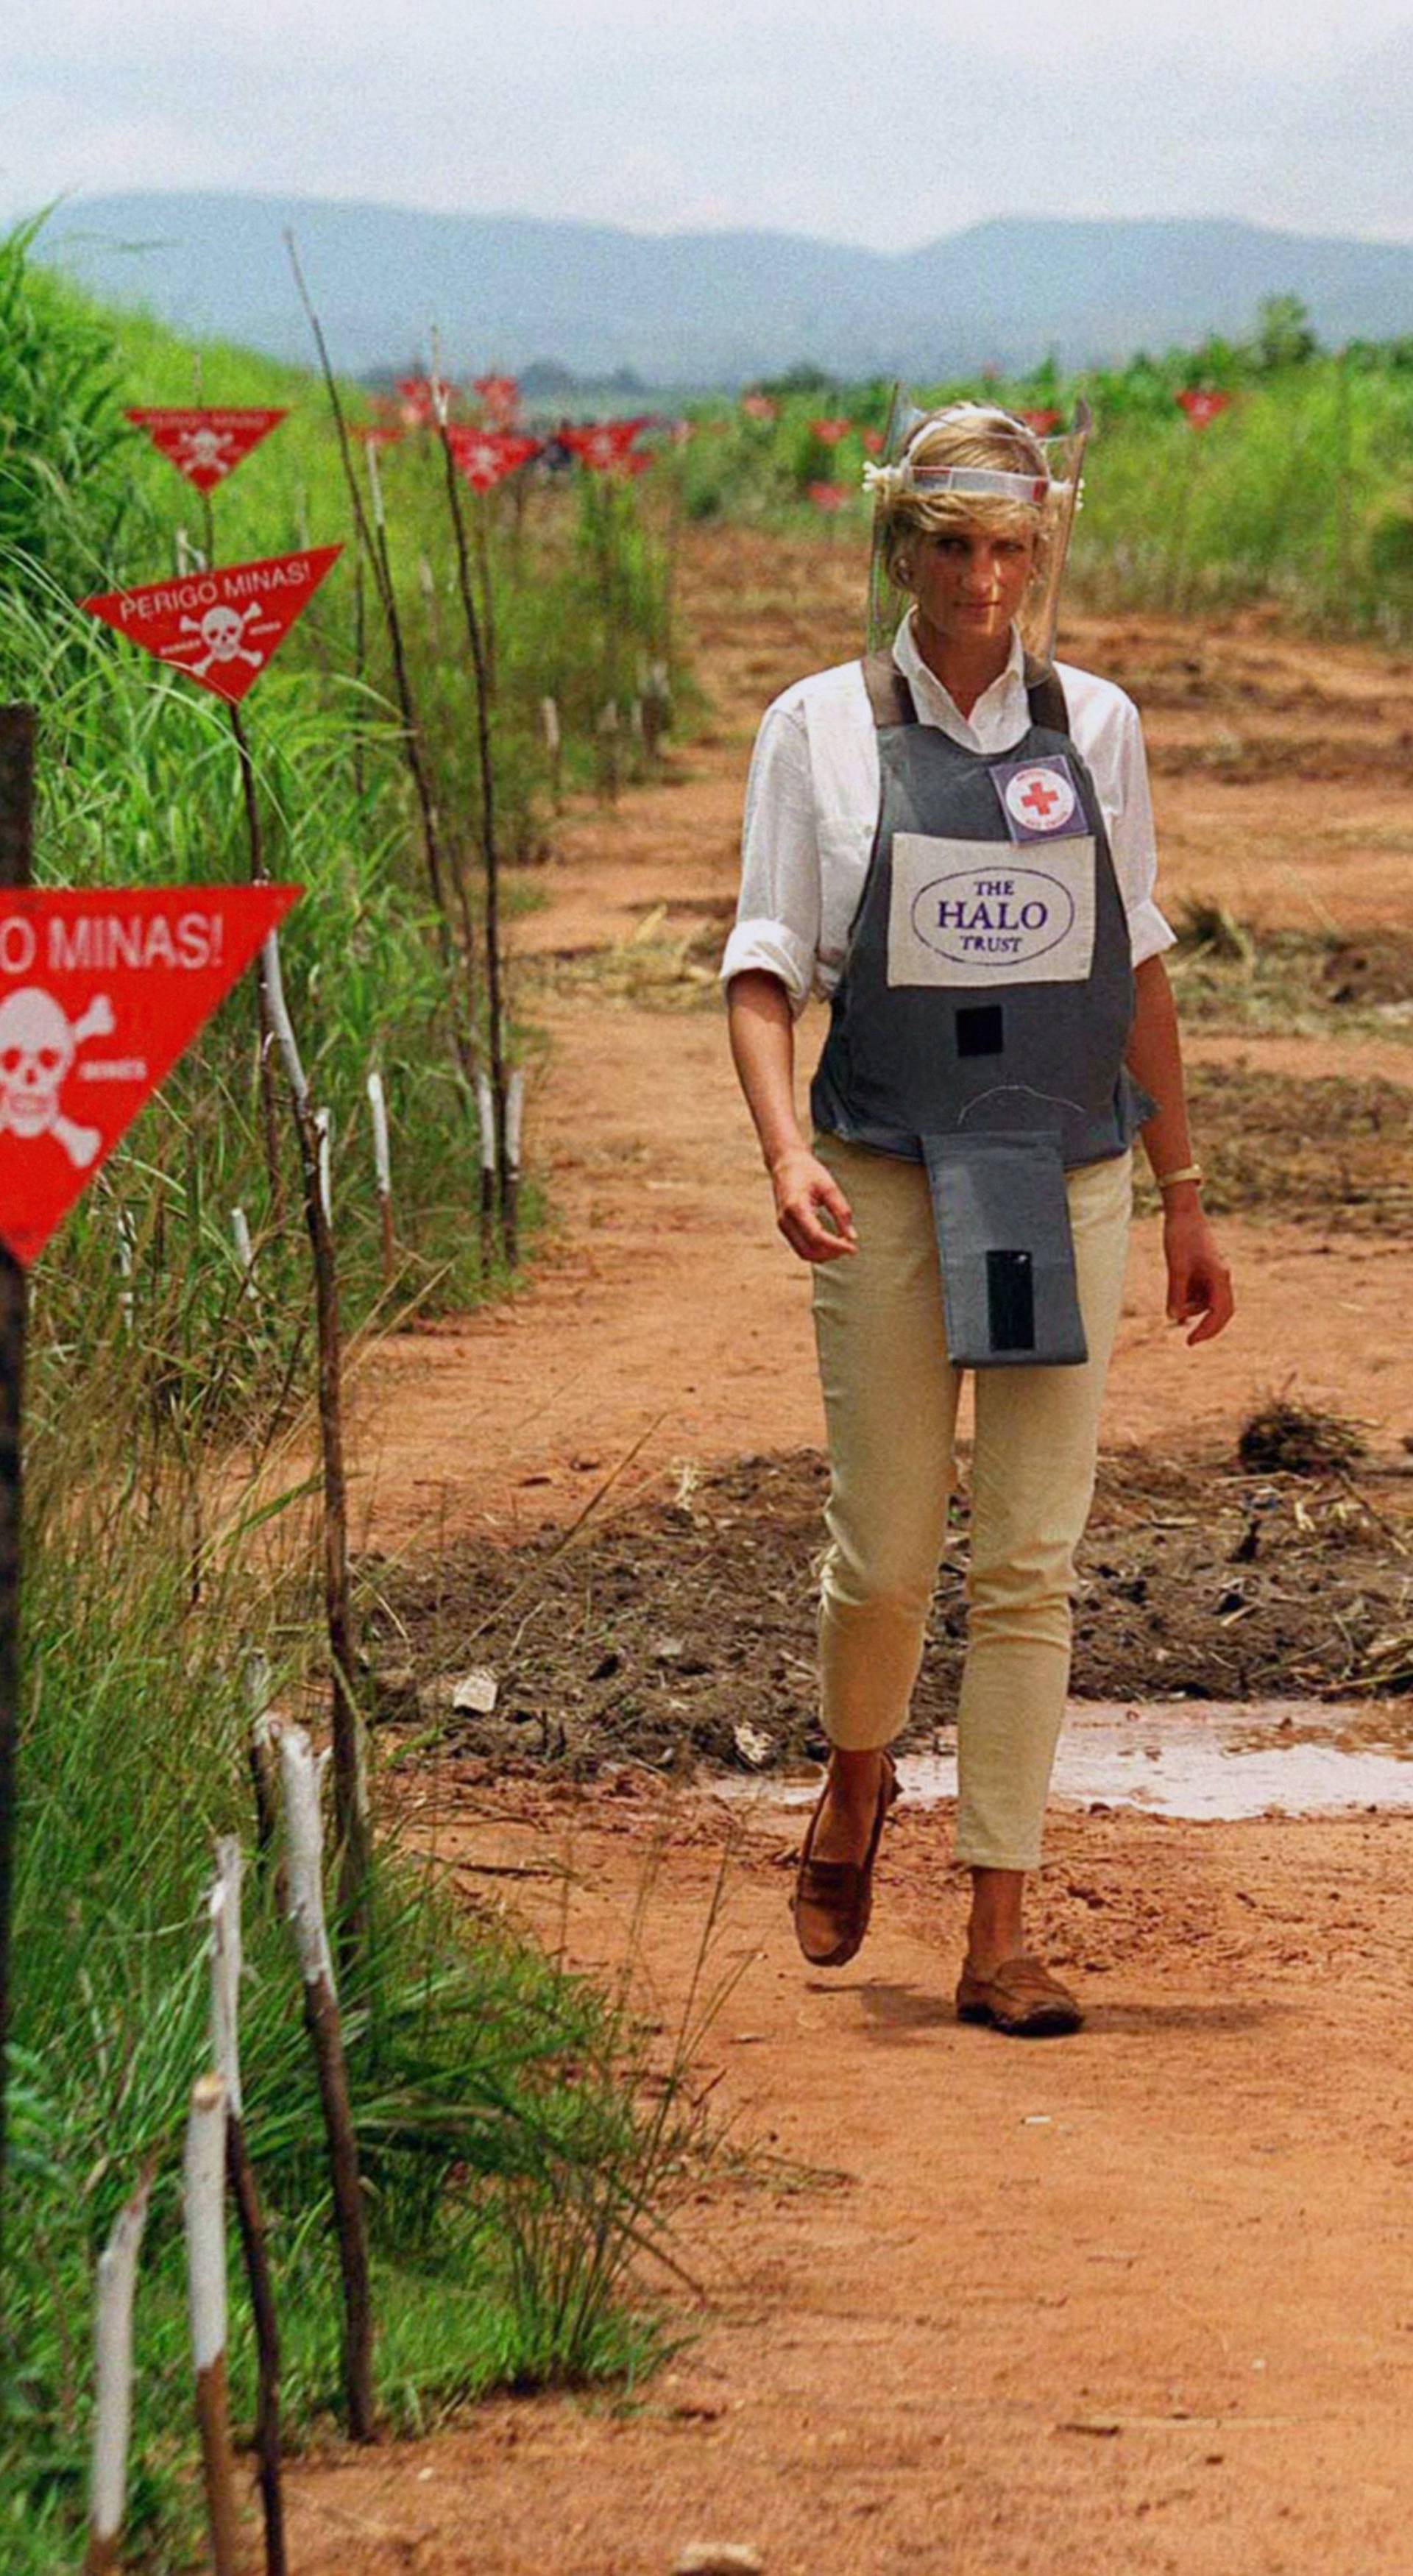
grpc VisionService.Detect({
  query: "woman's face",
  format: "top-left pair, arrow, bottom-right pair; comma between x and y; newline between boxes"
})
904,519 -> 1038,651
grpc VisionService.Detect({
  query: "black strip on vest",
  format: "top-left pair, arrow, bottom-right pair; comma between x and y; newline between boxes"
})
956,1004 -> 1005,1058
986,1249 -> 1036,1352
860,653 -> 918,728
1023,658 -> 1069,735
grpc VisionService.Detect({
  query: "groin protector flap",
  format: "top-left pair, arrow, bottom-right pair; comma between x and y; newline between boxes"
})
921,1132 -> 1088,1368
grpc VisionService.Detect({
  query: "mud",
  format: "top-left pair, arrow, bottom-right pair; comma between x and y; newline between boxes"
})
364,1445 -> 1413,1777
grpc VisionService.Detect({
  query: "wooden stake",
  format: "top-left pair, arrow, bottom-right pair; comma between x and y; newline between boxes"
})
210,1839 -> 287,2576
263,943 -> 370,1945
539,694 -> 562,807
433,360 -> 511,1226
503,1067 -> 525,1272
230,1207 -> 257,1303
183,2073 -> 241,2576
230,704 -> 286,1225
84,2170 -> 151,2576
366,1071 -> 395,1285
475,1071 -> 496,1274
278,1728 -> 375,2442
0,702 -> 29,2289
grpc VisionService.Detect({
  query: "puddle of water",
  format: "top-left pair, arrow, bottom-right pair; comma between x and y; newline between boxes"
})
726,1700 -> 1413,1824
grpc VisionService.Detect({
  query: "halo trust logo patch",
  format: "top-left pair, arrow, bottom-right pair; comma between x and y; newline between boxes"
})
910,865 -> 1075,969
991,754 -> 1080,842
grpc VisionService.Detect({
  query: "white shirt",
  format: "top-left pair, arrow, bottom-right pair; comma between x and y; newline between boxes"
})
720,615 -> 1175,1018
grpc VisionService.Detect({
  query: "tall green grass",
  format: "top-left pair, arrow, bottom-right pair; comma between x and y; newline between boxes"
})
679,323 -> 1413,638
0,219 -> 704,2569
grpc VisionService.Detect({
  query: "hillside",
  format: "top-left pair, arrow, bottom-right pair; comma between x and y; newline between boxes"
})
38,193 -> 1413,384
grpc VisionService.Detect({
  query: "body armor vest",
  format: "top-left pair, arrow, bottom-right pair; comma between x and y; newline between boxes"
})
810,652 -> 1154,1365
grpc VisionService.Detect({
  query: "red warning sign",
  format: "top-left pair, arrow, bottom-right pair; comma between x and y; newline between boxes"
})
0,885 -> 300,1264
447,430 -> 542,492
125,408 -> 288,491
472,375 -> 520,423
80,548 -> 342,705
1176,389 -> 1232,431
559,419 -> 650,471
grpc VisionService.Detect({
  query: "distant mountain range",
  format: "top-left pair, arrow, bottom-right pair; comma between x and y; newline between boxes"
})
35,193 -> 1413,386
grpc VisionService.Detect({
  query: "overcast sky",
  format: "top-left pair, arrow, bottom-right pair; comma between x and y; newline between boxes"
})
6,0 -> 1413,249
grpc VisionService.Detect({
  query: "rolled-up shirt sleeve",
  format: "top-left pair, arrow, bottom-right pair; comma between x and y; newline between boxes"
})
720,696 -> 821,1019
1108,698 -> 1175,968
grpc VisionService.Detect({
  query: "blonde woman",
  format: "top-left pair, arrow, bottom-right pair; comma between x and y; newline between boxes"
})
723,403 -> 1233,2037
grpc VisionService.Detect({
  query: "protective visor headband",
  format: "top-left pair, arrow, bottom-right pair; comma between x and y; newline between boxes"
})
862,459 -> 1072,506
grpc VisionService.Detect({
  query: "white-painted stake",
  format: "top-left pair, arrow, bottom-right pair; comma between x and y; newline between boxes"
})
230,1206 -> 257,1298
279,1725 -> 337,1995
366,1070 -> 392,1197
506,1068 -> 525,1178
85,2175 -> 151,2576
116,1206 -> 136,1331
261,935 -> 308,1111
184,2074 -> 227,2376
539,696 -> 561,756
365,434 -> 386,534
208,1838 -> 244,2122
314,1108 -> 333,1228
475,1072 -> 496,1177
183,2073 -> 240,2576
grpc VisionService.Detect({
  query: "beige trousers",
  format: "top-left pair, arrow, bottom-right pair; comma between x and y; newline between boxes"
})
810,1131 -> 1133,1871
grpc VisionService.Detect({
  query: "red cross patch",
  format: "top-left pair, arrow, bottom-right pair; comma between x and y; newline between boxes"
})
990,755 -> 1080,842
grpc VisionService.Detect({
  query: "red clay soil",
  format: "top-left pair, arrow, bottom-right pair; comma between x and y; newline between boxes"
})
281,528 -> 1413,2574
285,1779 -> 1413,2576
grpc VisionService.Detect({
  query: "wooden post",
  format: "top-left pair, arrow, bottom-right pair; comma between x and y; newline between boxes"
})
183,2073 -> 241,2576
262,939 -> 370,1945
503,1067 -> 525,1271
246,1653 -> 280,1864
433,364 -> 511,1232
366,1071 -> 395,1285
229,704 -> 286,1225
475,1072 -> 496,1273
0,703 -> 30,2287
540,694 -> 562,807
84,2171 -> 151,2576
230,1207 -> 258,1302
210,1839 -> 287,2576
278,1727 -> 375,2442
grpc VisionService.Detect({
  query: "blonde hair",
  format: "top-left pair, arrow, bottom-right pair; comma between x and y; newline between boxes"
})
878,403 -> 1058,595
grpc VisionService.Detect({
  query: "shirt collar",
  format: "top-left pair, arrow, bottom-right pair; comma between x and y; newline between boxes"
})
891,612 -> 1027,740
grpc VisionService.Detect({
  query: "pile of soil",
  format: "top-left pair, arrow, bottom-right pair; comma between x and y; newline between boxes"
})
363,1444 -> 1413,1777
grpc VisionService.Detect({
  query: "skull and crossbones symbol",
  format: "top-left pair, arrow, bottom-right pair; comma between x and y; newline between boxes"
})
176,601 -> 273,680
0,988 -> 115,1167
177,425 -> 236,478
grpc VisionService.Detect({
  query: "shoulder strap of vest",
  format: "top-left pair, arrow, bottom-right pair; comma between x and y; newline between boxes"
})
1024,655 -> 1069,735
860,651 -> 918,729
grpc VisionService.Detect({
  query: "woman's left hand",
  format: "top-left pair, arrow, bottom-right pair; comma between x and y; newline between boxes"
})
1164,1198 -> 1235,1345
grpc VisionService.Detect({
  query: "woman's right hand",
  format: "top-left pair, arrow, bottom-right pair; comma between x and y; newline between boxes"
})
769,1146 -> 858,1263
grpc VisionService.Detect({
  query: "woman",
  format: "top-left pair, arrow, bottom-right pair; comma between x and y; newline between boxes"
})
722,401 -> 1233,2037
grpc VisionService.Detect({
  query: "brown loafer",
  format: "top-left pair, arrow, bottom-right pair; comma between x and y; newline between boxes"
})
791,1752 -> 899,1967
955,1952 -> 1083,2037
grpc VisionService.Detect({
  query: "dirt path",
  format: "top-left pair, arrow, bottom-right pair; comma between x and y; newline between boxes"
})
288,531 -> 1413,2572
287,1779 -> 1413,2576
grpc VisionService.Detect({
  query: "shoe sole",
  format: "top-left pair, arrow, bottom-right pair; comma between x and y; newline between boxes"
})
956,1999 -> 1083,2038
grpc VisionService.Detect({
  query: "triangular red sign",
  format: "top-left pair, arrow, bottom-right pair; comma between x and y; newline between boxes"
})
0,885 -> 300,1264
125,407 -> 288,491
559,419 -> 651,471
447,429 -> 542,492
80,548 -> 342,706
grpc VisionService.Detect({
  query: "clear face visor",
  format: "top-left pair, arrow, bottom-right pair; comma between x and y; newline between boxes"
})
865,392 -> 1091,675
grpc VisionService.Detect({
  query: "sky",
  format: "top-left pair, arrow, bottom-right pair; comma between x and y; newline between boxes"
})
5,0 -> 1413,250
